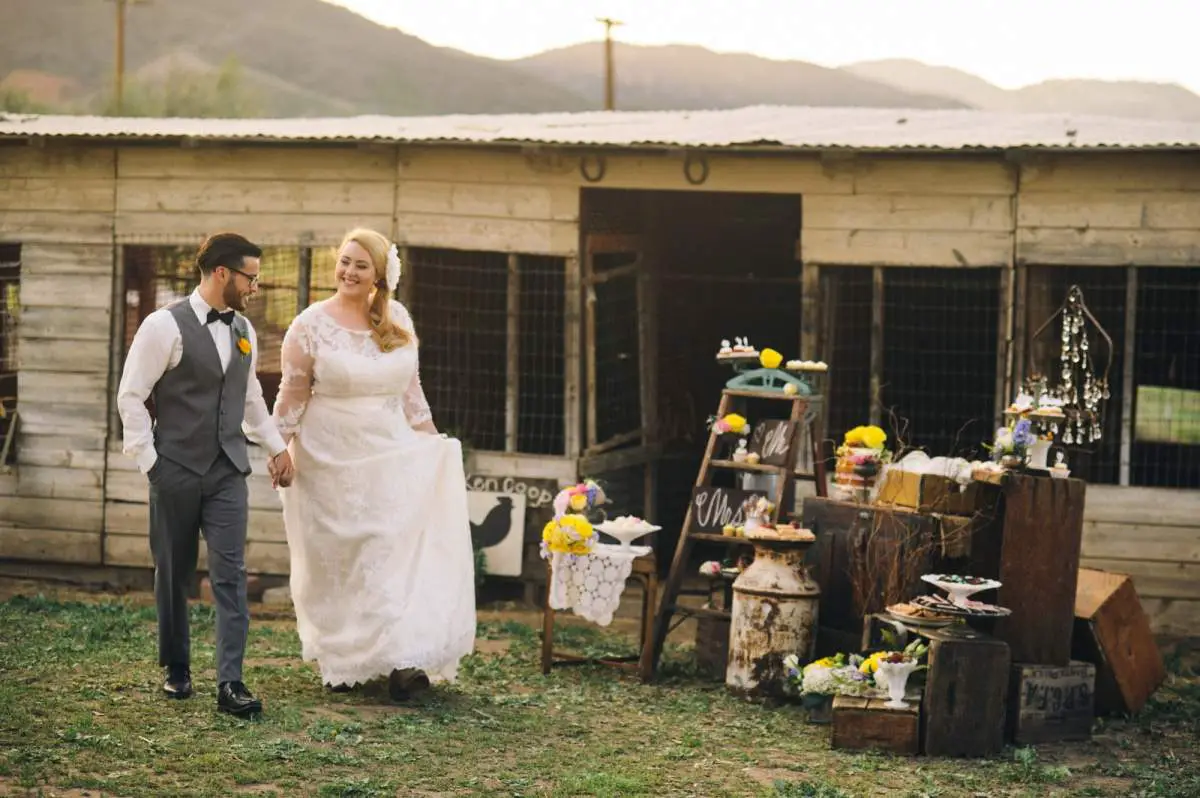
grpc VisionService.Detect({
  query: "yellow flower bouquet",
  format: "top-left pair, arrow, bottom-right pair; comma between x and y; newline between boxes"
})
540,514 -> 597,558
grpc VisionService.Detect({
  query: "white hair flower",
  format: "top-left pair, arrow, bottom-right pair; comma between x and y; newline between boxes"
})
385,244 -> 402,292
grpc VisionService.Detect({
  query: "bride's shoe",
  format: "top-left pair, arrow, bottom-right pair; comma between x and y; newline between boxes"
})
388,668 -> 431,701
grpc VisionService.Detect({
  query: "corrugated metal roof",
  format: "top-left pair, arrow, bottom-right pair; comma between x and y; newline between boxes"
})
2,105 -> 1200,151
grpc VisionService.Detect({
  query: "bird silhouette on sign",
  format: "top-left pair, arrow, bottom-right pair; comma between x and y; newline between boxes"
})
470,496 -> 515,550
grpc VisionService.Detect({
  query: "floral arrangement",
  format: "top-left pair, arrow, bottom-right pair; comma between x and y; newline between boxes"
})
859,639 -> 929,676
838,425 -> 889,455
708,413 -> 750,436
783,653 -> 875,698
783,639 -> 929,698
552,479 -> 607,519
540,514 -> 597,558
986,417 -> 1036,463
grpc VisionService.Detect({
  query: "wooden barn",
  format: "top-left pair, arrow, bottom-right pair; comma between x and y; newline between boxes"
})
0,107 -> 1197,633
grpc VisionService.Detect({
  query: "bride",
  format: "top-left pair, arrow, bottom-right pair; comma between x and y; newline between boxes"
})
272,227 -> 476,698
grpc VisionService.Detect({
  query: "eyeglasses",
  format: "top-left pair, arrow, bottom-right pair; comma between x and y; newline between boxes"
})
222,265 -> 260,287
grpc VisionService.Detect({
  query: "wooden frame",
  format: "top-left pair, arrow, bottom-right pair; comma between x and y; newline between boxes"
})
540,553 -> 658,682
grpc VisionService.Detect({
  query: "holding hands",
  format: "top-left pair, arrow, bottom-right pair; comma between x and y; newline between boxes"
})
269,450 -> 295,489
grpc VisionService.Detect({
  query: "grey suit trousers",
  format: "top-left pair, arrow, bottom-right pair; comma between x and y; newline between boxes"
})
148,452 -> 250,684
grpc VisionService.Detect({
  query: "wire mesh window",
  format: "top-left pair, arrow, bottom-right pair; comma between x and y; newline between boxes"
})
882,267 -> 1001,458
1131,267 -> 1200,488
821,267 -> 872,447
1022,267 -> 1127,485
121,245 -> 302,410
821,267 -> 1001,460
0,243 -> 19,466
407,247 -> 566,455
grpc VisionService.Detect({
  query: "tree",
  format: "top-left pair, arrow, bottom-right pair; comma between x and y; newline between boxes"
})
0,89 -> 55,114
96,56 -> 262,117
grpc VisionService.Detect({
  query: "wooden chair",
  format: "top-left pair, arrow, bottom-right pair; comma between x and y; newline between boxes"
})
541,552 -> 658,683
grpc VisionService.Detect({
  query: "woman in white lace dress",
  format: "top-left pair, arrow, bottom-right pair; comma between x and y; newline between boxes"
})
272,227 -> 475,698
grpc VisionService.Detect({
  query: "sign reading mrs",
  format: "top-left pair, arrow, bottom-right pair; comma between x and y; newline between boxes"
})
690,487 -> 768,532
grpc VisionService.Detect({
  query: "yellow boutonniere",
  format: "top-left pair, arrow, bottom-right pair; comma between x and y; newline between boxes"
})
237,336 -> 252,357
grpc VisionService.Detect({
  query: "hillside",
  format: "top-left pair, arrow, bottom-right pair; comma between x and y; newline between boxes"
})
0,0 -> 590,116
846,59 -> 1200,120
513,43 -> 968,111
5,0 -> 1199,120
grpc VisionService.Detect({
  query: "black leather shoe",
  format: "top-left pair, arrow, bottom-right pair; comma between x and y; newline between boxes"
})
388,668 -> 430,702
217,681 -> 263,717
163,665 -> 192,700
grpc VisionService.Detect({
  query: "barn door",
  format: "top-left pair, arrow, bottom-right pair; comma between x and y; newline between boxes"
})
579,233 -> 660,517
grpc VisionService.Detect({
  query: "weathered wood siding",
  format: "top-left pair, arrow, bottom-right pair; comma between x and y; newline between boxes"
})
0,145 -> 115,565
800,157 -> 1016,267
1017,153 -> 1200,267
0,140 -> 1196,635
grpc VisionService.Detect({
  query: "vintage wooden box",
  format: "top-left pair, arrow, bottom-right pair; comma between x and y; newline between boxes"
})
832,694 -> 920,755
1073,568 -> 1166,715
921,626 -> 1010,758
993,474 -> 1086,665
876,471 -> 995,516
1007,661 -> 1096,744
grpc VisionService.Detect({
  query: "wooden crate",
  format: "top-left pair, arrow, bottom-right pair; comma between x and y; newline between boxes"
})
922,626 -> 1010,758
1073,568 -> 1166,715
993,474 -> 1086,665
832,694 -> 920,755
1007,662 -> 1096,744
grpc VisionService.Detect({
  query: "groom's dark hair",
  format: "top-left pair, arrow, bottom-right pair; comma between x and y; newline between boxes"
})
196,232 -> 263,276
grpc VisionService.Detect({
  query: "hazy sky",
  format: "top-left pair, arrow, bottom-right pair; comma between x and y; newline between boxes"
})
331,0 -> 1197,93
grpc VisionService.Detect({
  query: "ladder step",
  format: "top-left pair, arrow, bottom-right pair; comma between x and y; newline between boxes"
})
709,459 -> 785,474
669,604 -> 732,621
689,532 -> 754,545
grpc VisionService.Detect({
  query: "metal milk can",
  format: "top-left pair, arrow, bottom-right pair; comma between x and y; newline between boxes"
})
726,529 -> 820,697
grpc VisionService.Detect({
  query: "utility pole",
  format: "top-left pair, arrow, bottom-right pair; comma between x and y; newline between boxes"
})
596,17 -> 623,111
108,0 -> 149,114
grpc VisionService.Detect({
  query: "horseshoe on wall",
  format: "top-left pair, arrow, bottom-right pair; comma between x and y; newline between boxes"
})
580,154 -> 607,183
683,152 -> 710,185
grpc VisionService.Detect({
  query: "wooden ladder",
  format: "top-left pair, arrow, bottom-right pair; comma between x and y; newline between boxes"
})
646,387 -> 827,680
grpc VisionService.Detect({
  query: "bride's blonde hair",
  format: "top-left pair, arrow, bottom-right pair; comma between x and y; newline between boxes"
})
337,227 -> 412,352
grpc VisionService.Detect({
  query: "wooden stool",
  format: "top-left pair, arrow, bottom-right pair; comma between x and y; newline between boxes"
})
541,552 -> 658,683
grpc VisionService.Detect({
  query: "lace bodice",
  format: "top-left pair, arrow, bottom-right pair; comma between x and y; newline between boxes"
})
274,300 -> 432,441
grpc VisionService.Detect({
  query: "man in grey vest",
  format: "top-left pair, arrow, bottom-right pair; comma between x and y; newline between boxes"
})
117,232 -> 295,716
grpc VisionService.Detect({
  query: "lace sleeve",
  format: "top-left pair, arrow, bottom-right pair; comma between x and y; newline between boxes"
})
394,301 -> 433,429
274,315 -> 315,444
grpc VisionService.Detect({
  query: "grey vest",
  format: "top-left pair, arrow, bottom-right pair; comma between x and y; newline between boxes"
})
151,301 -> 252,475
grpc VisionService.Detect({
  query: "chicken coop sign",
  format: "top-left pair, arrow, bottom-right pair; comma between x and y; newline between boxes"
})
466,474 -> 556,578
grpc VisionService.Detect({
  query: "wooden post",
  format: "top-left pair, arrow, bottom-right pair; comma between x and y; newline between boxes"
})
563,255 -> 583,461
505,254 -> 521,453
869,267 -> 884,427
296,243 -> 312,313
102,241 -> 124,564
1119,267 -> 1138,486
397,246 -> 414,310
1012,264 -> 1029,394
637,253 -> 659,521
583,252 -> 598,450
996,263 -> 1015,423
800,262 -> 821,361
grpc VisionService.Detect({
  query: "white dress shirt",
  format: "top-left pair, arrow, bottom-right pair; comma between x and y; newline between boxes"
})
117,290 -> 287,474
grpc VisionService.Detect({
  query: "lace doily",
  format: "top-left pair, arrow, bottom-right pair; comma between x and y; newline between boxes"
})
548,544 -> 652,626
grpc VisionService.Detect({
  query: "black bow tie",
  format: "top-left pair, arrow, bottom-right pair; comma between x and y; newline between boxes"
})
206,309 -> 235,326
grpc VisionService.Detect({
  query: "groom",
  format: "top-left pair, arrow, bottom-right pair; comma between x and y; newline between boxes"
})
117,232 -> 294,716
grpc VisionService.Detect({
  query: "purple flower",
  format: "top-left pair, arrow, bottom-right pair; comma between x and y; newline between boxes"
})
1013,419 -> 1035,447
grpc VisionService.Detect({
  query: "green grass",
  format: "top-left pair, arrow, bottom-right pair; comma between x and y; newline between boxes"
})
0,591 -> 1197,797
